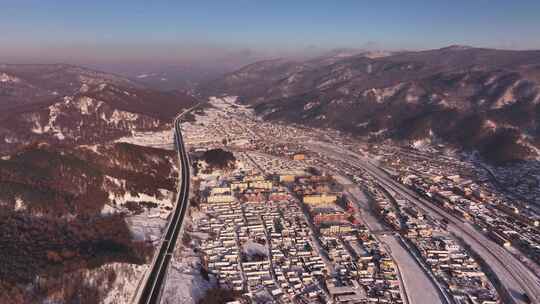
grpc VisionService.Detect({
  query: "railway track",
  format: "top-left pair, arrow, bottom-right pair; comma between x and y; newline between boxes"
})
355,157 -> 540,304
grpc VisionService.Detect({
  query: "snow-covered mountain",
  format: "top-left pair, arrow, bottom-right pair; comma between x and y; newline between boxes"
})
0,64 -> 198,302
0,64 -> 142,110
0,65 -> 197,154
0,142 -> 178,303
205,46 -> 540,163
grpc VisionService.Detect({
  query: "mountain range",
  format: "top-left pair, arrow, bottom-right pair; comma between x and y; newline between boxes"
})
0,64 -> 187,303
204,46 -> 540,163
0,64 -> 196,154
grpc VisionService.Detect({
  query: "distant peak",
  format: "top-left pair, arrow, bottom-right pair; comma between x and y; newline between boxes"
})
441,45 -> 474,51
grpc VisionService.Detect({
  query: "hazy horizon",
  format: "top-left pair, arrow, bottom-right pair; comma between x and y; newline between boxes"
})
2,1 -> 540,65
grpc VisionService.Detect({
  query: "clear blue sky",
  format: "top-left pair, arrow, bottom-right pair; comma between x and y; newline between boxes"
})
2,0 -> 540,63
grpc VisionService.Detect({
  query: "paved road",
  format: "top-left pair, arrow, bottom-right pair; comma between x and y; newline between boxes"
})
306,141 -> 540,304
133,117 -> 191,304
380,235 -> 445,304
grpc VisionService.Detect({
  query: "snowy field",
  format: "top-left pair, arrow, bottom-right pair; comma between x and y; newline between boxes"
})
93,263 -> 149,304
160,209 -> 215,304
115,129 -> 174,150
160,254 -> 214,304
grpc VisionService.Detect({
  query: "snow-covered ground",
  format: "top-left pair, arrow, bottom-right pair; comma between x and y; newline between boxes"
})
126,214 -> 168,243
85,263 -> 149,304
181,96 -> 258,148
0,72 -> 21,83
122,203 -> 171,243
102,174 -> 175,242
160,253 -> 214,304
115,129 -> 174,150
160,209 -> 215,304
97,170 -> 177,302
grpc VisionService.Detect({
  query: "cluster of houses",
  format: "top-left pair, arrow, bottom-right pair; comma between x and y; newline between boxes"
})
414,236 -> 499,304
487,161 -> 540,206
400,173 -> 540,267
198,173 -> 330,303
194,171 -> 405,303
294,174 -> 403,302
320,232 -> 403,303
363,175 -> 500,303
377,146 -> 540,267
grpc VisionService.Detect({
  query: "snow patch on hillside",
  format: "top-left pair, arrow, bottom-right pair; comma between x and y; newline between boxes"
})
483,119 -> 497,130
304,101 -> 320,111
76,96 -> 100,115
406,93 -> 419,103
110,110 -> 139,125
160,263 -> 213,304
518,135 -> 540,160
356,121 -> 369,128
79,144 -> 102,154
86,262 -> 148,304
102,182 -> 174,240
108,189 -> 173,208
26,113 -> 46,134
126,213 -> 167,243
317,78 -> 339,89
492,80 -> 521,109
370,128 -> 388,136
79,83 -> 90,93
107,188 -> 175,241
362,83 -> 405,103
14,197 -> 26,211
0,72 -> 21,83
29,97 -> 72,139
115,129 -> 174,149
285,74 -> 299,84
104,175 -> 125,188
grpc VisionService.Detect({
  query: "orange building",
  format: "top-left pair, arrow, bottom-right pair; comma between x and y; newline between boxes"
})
293,153 -> 306,161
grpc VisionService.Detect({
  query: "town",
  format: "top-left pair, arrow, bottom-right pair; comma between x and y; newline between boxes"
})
167,96 -> 540,304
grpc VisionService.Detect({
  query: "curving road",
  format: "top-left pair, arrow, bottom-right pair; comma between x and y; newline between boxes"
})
133,116 -> 191,304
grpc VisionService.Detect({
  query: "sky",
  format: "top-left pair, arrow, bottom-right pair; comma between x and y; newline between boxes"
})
1,0 -> 540,64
